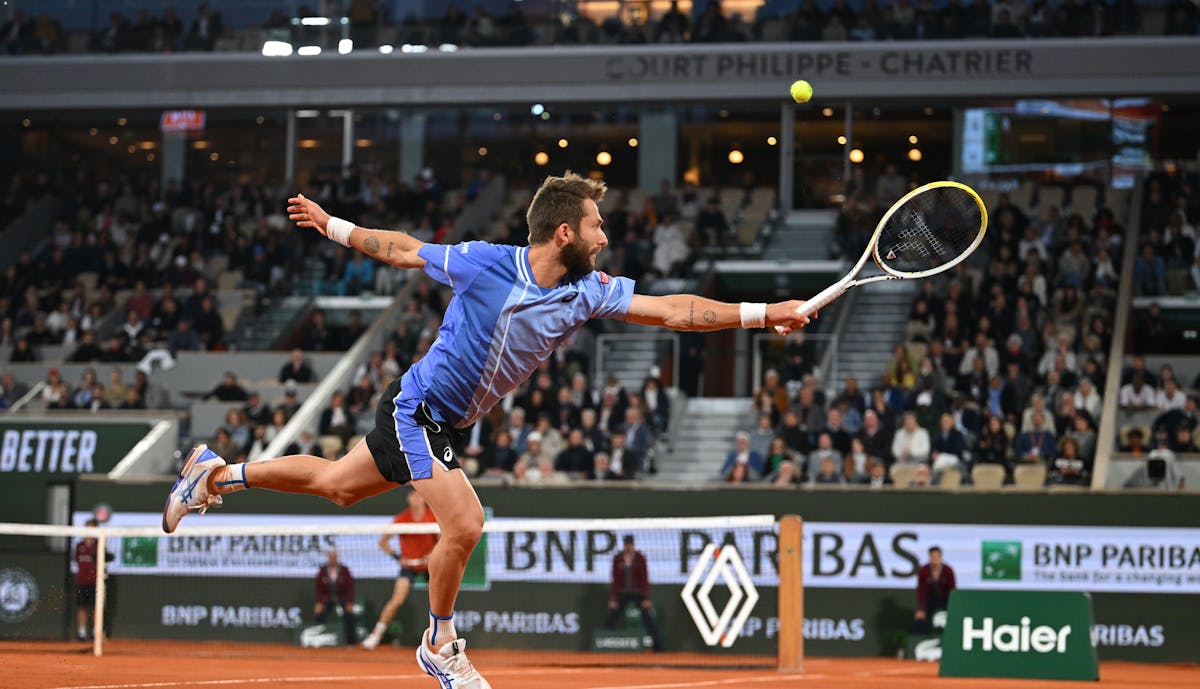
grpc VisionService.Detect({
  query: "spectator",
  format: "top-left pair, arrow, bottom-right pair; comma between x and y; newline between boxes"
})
763,437 -> 796,479
192,296 -> 225,349
807,431 -> 843,479
319,391 -> 356,449
277,383 -> 302,420
204,371 -> 249,401
1118,372 -> 1157,411
243,392 -> 271,426
859,409 -> 894,466
753,368 -> 789,424
747,413 -> 776,458
696,196 -> 730,248
866,460 -> 893,488
843,438 -> 872,483
1156,378 -> 1187,412
720,431 -> 764,481
891,411 -> 931,465
810,455 -> 843,485
621,407 -> 653,472
313,548 -> 357,645
279,349 -> 316,383
641,376 -> 670,433
555,428 -> 595,477
187,3 -> 223,51
930,412 -> 967,473
167,320 -> 200,353
1065,413 -> 1097,463
912,546 -> 956,635
284,430 -> 322,458
1014,410 -> 1057,465
607,431 -> 639,479
1049,436 -> 1090,487
210,427 -> 240,463
100,367 -> 126,407
1074,376 -> 1102,419
1133,242 -> 1167,296
771,460 -> 800,486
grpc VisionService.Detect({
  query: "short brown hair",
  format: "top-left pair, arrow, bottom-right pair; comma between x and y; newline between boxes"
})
526,171 -> 606,244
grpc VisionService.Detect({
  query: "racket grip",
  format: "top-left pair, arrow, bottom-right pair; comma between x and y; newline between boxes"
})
773,282 -> 848,334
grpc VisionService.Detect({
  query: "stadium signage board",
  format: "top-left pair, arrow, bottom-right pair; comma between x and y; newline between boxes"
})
0,422 -> 149,475
940,590 -> 1099,680
83,514 -> 1200,595
603,48 -> 1034,82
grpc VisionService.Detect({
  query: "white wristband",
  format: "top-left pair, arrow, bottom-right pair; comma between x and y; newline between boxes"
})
327,216 -> 355,247
740,302 -> 767,329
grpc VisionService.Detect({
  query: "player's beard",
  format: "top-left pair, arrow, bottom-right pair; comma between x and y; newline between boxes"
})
561,231 -> 595,280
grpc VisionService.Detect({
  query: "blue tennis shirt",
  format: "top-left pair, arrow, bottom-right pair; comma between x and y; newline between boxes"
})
399,241 -> 636,429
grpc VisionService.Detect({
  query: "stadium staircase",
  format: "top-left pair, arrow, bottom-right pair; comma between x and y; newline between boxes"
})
827,279 -> 918,393
764,209 -> 839,260
655,397 -> 752,483
229,296 -> 312,350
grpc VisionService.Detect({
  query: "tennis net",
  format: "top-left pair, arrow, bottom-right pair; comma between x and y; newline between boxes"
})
0,514 -> 803,670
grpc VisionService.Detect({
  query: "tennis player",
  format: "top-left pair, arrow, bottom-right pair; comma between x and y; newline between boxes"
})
361,490 -> 438,650
162,172 -> 813,688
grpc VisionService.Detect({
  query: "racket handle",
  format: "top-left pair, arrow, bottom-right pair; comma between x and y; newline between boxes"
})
773,282 -> 848,334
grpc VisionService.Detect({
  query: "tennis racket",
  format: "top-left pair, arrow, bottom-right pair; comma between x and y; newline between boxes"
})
776,180 -> 987,333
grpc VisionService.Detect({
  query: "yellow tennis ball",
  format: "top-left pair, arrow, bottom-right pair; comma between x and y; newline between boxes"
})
790,80 -> 813,104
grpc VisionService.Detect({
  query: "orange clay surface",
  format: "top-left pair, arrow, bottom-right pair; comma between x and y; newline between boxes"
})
3,641 -> 1198,689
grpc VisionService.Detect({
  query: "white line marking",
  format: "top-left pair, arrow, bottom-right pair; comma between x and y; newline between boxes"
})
48,667 -> 580,689
582,674 -> 831,689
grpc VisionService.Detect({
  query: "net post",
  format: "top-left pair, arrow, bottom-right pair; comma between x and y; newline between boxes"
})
93,531 -> 106,657
777,514 -> 803,673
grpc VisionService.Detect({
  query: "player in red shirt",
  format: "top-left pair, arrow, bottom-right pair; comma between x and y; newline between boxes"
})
362,490 -> 438,650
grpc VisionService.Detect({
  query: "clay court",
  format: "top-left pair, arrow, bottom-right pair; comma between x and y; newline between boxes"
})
3,642 -> 1198,689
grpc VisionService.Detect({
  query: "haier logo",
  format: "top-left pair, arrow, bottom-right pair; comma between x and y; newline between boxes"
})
962,616 -> 1071,653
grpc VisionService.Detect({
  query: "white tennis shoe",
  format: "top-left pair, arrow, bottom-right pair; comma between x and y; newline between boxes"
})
161,444 -> 226,534
416,630 -> 491,689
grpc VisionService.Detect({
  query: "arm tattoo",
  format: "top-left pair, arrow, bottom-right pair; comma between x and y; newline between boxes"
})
386,241 -> 394,258
689,300 -> 695,328
363,236 -> 381,254
703,309 -> 718,324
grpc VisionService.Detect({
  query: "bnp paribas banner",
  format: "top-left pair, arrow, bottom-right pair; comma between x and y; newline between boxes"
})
74,513 -> 1200,595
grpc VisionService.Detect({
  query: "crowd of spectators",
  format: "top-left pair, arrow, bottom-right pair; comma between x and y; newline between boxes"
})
3,1 -> 1195,57
730,173 -> 1139,488
1133,166 -> 1200,299
0,163 -> 462,368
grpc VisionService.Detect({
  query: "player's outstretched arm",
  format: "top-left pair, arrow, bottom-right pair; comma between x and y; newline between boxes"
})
287,194 -> 426,270
625,294 -> 813,333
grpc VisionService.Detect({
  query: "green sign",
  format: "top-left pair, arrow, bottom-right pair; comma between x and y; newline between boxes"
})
981,541 -> 1022,581
0,421 -> 150,476
940,590 -> 1099,681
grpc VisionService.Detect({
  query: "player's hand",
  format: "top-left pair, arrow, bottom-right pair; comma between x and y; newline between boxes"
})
914,609 -> 926,620
767,300 -> 816,335
608,598 -> 618,609
287,194 -> 332,237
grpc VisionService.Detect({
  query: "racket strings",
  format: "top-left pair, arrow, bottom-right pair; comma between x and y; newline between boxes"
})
877,186 -> 983,275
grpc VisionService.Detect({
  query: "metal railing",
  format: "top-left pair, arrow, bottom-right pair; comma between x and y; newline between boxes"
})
751,332 -> 838,399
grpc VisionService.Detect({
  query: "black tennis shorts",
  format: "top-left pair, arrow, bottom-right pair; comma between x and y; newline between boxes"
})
75,584 -> 96,606
365,378 -> 467,484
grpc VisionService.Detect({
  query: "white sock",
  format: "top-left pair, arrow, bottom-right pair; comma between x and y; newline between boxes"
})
78,625 -> 87,637
209,463 -> 249,495
429,611 -> 456,648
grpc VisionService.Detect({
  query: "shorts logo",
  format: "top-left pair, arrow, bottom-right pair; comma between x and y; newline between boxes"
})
0,567 -> 40,623
442,446 -> 454,464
